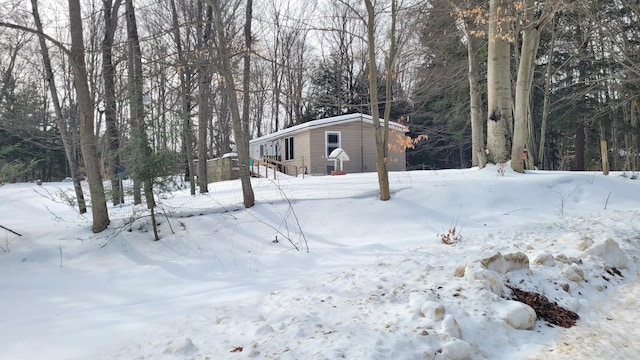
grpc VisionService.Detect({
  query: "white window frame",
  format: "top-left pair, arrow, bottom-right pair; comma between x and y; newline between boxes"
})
325,131 -> 341,158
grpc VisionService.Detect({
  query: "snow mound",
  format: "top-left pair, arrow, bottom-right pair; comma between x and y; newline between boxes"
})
498,300 -> 536,330
582,238 -> 628,269
441,338 -> 471,360
162,337 -> 198,356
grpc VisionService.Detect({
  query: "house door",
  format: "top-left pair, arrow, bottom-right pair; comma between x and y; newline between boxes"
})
325,131 -> 341,174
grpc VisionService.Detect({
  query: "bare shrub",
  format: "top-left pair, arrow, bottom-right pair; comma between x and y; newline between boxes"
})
440,227 -> 462,245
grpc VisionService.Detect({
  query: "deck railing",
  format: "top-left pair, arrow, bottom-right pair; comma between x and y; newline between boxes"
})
250,157 -> 299,179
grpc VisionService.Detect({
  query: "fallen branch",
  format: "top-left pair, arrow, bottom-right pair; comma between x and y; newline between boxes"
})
0,224 -> 21,237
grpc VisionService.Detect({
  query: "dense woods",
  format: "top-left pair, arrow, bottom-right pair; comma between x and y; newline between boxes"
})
0,0 -> 638,231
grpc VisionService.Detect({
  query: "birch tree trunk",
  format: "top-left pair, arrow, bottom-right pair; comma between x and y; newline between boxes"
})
512,0 -> 559,172
599,122 -> 609,175
464,20 -> 487,168
486,0 -> 512,164
511,0 -> 539,173
31,0 -> 87,214
68,0 -> 110,232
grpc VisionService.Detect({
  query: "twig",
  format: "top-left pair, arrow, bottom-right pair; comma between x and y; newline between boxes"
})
59,244 -> 63,267
604,191 -> 611,210
245,211 -> 300,251
159,204 -> 175,235
270,179 -> 309,253
99,208 -> 150,248
0,224 -> 21,237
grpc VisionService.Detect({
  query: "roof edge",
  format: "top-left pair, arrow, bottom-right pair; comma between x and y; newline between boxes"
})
250,113 -> 407,143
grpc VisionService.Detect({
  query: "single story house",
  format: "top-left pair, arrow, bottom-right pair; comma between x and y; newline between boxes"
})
249,113 -> 408,176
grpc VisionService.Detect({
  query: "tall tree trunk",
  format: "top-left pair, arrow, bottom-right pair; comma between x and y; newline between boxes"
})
624,107 -> 632,171
102,0 -> 123,205
242,0 -> 253,149
574,120 -> 585,170
574,22 -> 589,171
271,11 -> 281,133
538,18 -> 556,169
382,0 -> 396,161
632,99 -> 638,172
183,72 -> 196,195
31,0 -> 87,214
464,19 -> 487,168
68,0 -> 110,232
212,0 -> 254,208
219,88 -> 232,154
611,114 -> 621,171
511,0 -> 541,173
169,0 -> 196,195
364,0 -> 390,201
126,1 -> 140,205
599,122 -> 609,175
125,0 -> 155,212
486,0 -> 513,164
197,2 -> 213,194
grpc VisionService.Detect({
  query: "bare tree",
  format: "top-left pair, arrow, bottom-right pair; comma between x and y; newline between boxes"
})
511,0 -> 560,173
31,0 -> 87,213
363,0 -> 392,200
537,17 -> 556,169
211,0 -> 254,208
451,0 -> 488,168
101,0 -> 124,204
125,0 -> 159,239
263,0 -> 311,128
170,0 -> 197,195
196,1 -> 213,193
308,0 -> 369,119
69,0 -> 110,232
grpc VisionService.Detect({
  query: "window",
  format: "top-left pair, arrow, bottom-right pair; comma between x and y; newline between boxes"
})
284,137 -> 294,160
325,131 -> 341,157
259,145 -> 264,157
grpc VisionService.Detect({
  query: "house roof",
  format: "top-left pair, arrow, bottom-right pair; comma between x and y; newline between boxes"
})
249,113 -> 407,144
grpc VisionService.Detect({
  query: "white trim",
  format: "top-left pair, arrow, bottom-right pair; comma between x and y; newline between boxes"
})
249,113 -> 407,144
325,131 -> 341,158
284,136 -> 294,161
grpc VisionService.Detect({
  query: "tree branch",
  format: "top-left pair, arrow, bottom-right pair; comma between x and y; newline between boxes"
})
0,21 -> 70,56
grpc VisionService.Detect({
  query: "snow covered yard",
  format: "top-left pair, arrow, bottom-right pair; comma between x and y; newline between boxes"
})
1,165 -> 640,359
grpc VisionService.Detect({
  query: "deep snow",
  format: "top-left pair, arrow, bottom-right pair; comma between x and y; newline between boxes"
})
1,165 -> 639,359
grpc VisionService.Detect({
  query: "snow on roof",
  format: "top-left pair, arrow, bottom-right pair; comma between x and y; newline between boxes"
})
250,113 -> 407,143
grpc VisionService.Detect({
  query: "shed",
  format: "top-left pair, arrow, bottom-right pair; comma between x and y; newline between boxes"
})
249,113 -> 407,176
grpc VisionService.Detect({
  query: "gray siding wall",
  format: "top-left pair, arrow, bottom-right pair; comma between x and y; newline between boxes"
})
294,131 -> 311,173
307,121 -> 405,175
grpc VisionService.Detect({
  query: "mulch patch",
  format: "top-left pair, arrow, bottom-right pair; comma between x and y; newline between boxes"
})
507,286 -> 580,328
